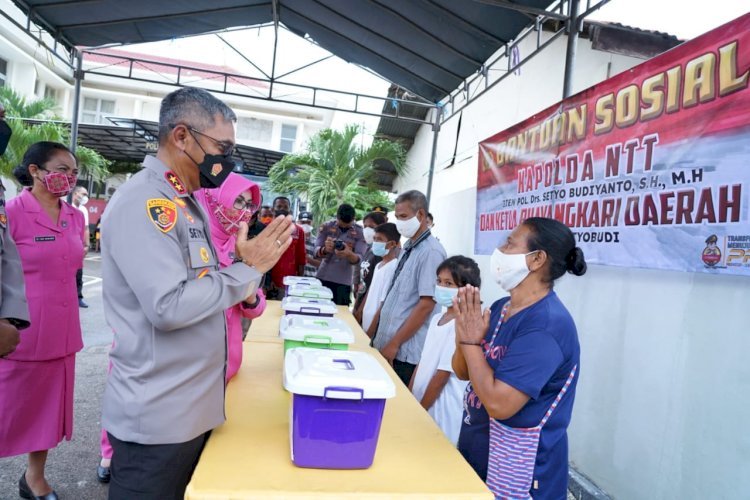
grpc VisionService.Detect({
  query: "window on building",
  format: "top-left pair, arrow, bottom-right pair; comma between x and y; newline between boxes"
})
44,85 -> 59,104
280,124 -> 298,153
81,97 -> 115,124
0,58 -> 7,87
236,117 -> 273,143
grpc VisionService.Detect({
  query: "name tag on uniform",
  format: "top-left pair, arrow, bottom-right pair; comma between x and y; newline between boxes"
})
35,236 -> 56,242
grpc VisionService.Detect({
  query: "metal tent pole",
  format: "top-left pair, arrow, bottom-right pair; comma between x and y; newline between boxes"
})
562,0 -> 580,98
70,50 -> 83,152
425,105 -> 441,207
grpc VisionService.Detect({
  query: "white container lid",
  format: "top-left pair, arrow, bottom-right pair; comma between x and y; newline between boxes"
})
287,284 -> 334,300
283,276 -> 322,286
284,348 -> 396,400
280,315 -> 354,345
281,296 -> 338,315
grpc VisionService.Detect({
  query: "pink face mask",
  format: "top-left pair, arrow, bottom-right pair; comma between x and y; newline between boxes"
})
41,171 -> 76,196
215,206 -> 253,236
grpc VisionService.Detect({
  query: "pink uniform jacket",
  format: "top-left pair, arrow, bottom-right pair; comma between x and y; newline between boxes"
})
6,189 -> 85,360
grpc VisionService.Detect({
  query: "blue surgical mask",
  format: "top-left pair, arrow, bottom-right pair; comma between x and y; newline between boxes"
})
371,241 -> 388,257
434,285 -> 459,308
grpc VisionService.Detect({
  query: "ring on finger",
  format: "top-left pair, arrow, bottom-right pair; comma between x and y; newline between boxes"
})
275,239 -> 282,248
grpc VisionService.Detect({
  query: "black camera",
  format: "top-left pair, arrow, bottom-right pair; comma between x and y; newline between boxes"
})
334,240 -> 346,251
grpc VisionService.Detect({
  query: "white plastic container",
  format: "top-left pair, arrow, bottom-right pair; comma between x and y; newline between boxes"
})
283,348 -> 396,469
283,276 -> 322,288
279,315 -> 354,352
281,296 -> 338,317
287,284 -> 334,300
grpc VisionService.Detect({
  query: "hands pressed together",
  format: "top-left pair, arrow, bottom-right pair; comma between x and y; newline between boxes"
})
454,285 -> 490,346
234,215 -> 294,274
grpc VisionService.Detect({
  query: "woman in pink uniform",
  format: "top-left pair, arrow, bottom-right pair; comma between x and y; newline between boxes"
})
0,142 -> 85,500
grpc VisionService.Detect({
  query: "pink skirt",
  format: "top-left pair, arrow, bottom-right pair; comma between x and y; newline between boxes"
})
0,354 -> 76,457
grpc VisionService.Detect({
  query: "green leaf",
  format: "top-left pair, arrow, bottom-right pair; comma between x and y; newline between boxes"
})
0,86 -> 111,184
267,125 -> 407,225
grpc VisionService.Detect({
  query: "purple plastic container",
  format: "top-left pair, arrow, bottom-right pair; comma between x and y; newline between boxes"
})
283,350 -> 396,470
290,388 -> 386,469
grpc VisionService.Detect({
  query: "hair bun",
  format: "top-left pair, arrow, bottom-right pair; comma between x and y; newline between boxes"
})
565,247 -> 587,276
12,164 -> 33,187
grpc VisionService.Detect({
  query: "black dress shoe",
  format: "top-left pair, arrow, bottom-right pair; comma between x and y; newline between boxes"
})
78,299 -> 89,308
96,464 -> 111,483
18,472 -> 59,500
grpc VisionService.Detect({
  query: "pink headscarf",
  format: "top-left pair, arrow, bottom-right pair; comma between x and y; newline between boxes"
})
194,173 -> 261,268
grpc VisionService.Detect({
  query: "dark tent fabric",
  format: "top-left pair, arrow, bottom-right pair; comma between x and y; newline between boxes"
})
12,0 -> 555,102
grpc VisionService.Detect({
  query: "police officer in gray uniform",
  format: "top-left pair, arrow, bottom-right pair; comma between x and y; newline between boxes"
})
315,203 -> 368,305
0,103 -> 31,357
101,87 -> 292,499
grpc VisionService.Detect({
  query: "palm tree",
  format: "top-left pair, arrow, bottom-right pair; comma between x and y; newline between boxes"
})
268,125 -> 407,224
0,86 -> 110,182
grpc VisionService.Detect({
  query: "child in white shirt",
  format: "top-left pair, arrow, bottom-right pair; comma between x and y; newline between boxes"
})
361,223 -> 400,337
410,255 -> 481,445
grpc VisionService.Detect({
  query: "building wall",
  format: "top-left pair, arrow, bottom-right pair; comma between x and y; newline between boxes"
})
396,30 -> 748,499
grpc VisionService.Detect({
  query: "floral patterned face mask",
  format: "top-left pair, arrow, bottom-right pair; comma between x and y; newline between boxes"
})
204,191 -> 254,236
40,170 -> 77,197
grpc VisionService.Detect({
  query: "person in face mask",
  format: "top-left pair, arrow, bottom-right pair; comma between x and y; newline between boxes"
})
98,87 -> 293,499
194,173 -> 267,380
2,142 -> 85,499
410,256 -> 480,446
297,211 -> 320,277
452,218 -> 586,500
71,186 -> 90,308
373,190 -> 446,386
315,203 -> 368,306
359,222 -> 400,337
259,205 -> 274,225
352,210 -> 388,323
266,196 -> 307,300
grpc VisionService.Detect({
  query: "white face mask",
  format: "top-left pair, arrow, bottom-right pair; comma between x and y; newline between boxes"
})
300,224 -> 312,235
490,248 -> 537,292
395,214 -> 421,239
363,226 -> 375,244
79,195 -> 89,206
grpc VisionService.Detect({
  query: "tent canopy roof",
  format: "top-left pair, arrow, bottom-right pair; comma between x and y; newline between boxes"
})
12,0 -> 555,102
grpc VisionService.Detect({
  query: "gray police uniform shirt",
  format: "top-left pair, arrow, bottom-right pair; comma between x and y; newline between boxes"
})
0,181 -> 30,329
315,221 -> 368,286
373,234 -> 446,365
101,156 -> 263,445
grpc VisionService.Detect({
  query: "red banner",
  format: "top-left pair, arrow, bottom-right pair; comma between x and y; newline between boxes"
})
475,14 -> 750,275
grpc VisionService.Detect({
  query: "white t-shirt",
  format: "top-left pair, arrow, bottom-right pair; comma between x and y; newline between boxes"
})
361,258 -> 398,333
411,312 -> 468,445
76,203 -> 89,226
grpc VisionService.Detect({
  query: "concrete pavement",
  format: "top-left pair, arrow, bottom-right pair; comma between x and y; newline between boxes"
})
0,254 -> 110,500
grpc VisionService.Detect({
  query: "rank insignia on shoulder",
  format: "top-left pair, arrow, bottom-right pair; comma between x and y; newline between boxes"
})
165,171 -> 187,195
147,198 -> 178,233
200,246 -> 210,263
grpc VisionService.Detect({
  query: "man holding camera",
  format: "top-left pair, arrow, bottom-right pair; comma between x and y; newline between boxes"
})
315,204 -> 367,305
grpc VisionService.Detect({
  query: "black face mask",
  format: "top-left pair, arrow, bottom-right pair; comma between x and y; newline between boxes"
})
275,209 -> 289,217
184,130 -> 236,189
196,153 -> 235,189
338,225 -> 350,233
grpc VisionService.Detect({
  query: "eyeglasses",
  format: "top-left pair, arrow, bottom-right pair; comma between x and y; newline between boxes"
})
171,123 -> 236,157
233,195 -> 258,213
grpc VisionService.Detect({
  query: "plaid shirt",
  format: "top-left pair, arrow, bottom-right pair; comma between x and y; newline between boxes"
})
304,234 -> 318,277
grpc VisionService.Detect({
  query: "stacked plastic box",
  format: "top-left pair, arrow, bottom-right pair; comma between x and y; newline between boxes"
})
275,285 -> 395,469
283,348 -> 395,469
